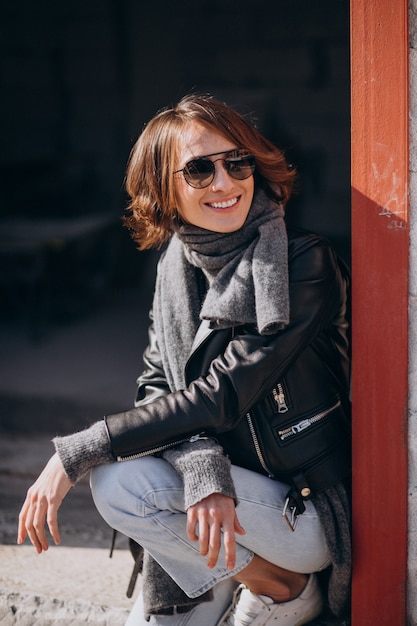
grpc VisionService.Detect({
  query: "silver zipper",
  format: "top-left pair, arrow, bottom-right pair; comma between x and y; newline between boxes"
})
272,383 -> 289,413
117,434 -> 204,462
246,412 -> 274,477
278,399 -> 341,441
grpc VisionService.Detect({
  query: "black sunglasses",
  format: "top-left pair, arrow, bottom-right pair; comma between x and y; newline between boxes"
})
174,149 -> 256,189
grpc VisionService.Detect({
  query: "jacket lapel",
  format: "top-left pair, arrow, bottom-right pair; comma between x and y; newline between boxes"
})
185,322 -> 233,385
191,319 -> 213,354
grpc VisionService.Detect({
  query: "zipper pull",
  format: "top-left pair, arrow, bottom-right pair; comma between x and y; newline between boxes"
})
189,433 -> 208,443
273,384 -> 289,413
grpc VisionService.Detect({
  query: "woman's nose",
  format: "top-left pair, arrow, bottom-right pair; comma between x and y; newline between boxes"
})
210,161 -> 234,191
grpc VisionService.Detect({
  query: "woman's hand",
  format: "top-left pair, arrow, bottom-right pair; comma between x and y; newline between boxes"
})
186,493 -> 245,571
17,453 -> 72,553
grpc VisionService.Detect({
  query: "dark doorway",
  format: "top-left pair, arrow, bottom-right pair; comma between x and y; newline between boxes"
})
1,1 -> 350,268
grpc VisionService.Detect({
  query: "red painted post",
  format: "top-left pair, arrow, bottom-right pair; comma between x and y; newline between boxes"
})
350,0 -> 409,624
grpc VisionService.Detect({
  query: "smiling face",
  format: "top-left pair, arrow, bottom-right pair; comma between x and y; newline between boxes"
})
174,122 -> 255,233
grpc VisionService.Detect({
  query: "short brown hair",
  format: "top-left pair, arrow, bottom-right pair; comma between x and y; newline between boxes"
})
124,93 -> 296,250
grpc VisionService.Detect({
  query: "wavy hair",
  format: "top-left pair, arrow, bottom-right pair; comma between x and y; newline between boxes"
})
123,93 -> 296,250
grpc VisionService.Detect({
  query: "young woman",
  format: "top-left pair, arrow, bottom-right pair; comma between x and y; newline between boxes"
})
18,94 -> 351,626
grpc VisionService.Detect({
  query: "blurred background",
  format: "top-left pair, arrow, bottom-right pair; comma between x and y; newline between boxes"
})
0,0 -> 350,434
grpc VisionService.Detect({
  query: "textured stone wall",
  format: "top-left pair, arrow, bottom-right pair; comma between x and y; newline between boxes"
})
409,1 -> 417,623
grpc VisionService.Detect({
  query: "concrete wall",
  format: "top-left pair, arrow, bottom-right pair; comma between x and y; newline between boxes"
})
410,1 -> 417,623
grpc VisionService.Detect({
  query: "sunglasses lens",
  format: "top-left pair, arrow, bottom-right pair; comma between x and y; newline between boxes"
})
184,159 -> 215,188
225,155 -> 256,180
181,152 -> 256,188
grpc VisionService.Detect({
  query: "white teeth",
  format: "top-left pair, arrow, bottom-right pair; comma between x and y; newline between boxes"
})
210,197 -> 238,209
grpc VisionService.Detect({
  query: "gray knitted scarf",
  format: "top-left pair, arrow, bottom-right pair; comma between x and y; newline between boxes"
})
153,189 -> 289,392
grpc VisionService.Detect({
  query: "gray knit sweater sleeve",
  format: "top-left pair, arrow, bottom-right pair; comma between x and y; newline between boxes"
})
53,419 -> 237,508
53,420 -> 114,484
162,438 -> 237,509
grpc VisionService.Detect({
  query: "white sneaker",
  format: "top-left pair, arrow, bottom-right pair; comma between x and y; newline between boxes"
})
217,574 -> 323,626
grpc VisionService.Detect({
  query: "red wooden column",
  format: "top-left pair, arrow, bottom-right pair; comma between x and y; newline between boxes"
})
350,0 -> 409,623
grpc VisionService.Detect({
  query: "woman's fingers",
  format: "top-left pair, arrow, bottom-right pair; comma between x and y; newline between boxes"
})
196,509 -> 209,557
18,494 -> 41,553
18,485 -> 51,553
206,517 -> 222,569
28,496 -> 49,553
186,493 -> 244,570
222,522 -> 237,570
46,498 -> 62,547
186,506 -> 199,542
17,453 -> 72,552
234,512 -> 246,536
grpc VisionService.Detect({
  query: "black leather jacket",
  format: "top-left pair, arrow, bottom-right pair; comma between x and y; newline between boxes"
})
105,228 -> 351,493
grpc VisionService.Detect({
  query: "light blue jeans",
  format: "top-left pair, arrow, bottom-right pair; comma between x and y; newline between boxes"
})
90,457 -> 330,625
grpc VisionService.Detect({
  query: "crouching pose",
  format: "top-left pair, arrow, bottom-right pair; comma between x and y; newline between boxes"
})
18,93 -> 351,626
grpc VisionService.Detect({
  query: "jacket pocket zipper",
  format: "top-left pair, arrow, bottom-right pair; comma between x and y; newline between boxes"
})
246,412 -> 274,477
272,382 -> 289,413
277,399 -> 341,442
116,434 -> 203,462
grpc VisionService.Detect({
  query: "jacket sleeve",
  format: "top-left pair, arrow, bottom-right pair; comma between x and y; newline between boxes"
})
105,234 -> 348,460
134,309 -> 171,407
